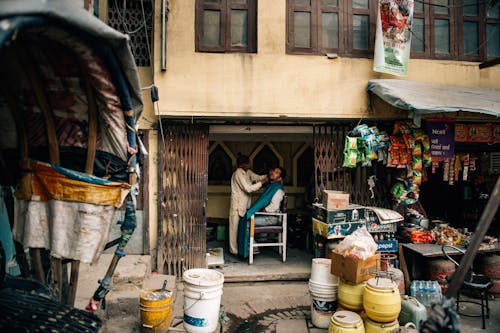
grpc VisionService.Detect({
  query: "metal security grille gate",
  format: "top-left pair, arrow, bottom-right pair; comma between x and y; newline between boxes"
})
313,125 -> 392,208
158,124 -> 209,276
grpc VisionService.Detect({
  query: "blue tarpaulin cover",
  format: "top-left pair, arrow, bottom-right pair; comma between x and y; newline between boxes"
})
367,79 -> 500,117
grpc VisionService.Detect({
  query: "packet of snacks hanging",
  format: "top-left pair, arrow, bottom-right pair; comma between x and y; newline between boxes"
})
343,136 -> 359,168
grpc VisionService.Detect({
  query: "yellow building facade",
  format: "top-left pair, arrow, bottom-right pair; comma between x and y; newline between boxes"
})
101,1 -> 500,258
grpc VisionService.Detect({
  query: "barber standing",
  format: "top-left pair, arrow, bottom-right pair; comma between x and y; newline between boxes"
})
229,154 -> 267,255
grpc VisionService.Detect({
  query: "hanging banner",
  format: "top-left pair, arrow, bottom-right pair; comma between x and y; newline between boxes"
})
426,119 -> 455,159
373,0 -> 414,76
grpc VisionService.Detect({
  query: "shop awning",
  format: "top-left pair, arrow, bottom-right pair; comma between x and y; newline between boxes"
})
367,79 -> 500,118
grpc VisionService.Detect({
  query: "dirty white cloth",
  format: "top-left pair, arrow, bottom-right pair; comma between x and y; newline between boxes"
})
229,168 -> 265,254
14,199 -> 115,264
254,189 -> 285,226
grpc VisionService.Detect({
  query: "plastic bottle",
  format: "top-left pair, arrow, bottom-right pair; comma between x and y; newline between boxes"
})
433,281 -> 442,304
410,281 -> 417,297
417,281 -> 425,305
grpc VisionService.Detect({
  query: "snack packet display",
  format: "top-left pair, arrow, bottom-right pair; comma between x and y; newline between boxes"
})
423,151 -> 432,167
412,170 -> 422,185
422,136 -> 430,152
412,155 -> 423,171
353,123 -> 368,136
343,150 -> 358,168
394,121 -> 411,135
412,143 -> 422,156
345,136 -> 358,150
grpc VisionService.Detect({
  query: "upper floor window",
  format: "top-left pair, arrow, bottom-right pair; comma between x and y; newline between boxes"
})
286,0 -> 375,56
287,0 -> 500,61
195,0 -> 257,53
411,0 -> 500,60
107,0 -> 153,66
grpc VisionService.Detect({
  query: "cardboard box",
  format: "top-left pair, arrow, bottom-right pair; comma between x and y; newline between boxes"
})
331,252 -> 381,284
323,190 -> 350,209
312,218 -> 366,239
365,209 -> 397,233
312,203 -> 365,223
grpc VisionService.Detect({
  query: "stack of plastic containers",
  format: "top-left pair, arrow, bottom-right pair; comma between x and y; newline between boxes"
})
309,258 -> 339,328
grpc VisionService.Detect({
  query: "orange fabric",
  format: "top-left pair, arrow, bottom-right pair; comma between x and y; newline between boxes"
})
15,161 -> 130,208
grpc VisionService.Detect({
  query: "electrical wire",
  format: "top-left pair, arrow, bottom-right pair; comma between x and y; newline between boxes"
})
139,0 -> 167,152
413,0 -> 491,9
112,0 -> 152,35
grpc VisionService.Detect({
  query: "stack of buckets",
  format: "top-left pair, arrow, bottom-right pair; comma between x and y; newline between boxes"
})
309,258 -> 339,328
362,277 -> 401,332
333,277 -> 402,333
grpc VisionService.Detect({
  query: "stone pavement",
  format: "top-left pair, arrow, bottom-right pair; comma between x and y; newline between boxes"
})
75,254 -> 500,333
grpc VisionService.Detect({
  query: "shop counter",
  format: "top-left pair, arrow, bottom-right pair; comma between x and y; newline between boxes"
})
401,242 -> 500,280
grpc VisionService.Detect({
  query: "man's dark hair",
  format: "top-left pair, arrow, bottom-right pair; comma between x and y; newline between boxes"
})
236,153 -> 249,166
277,167 -> 287,180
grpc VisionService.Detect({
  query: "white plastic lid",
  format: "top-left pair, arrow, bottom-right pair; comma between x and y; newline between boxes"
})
332,311 -> 362,326
367,277 -> 396,290
183,268 -> 224,287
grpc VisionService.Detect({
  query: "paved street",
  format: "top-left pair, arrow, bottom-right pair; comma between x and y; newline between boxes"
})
76,255 -> 500,333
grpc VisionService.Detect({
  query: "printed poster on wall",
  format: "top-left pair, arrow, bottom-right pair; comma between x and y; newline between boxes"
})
426,119 -> 455,159
373,0 -> 414,76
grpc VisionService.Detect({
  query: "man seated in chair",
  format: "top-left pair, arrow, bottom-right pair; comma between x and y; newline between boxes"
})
237,167 -> 286,259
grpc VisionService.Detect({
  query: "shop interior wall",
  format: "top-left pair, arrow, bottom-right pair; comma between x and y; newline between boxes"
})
152,0 -> 500,120
420,147 -> 500,235
207,139 -> 314,221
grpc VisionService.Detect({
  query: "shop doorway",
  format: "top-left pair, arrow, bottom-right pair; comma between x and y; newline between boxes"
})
156,122 -> 395,278
205,125 -> 315,275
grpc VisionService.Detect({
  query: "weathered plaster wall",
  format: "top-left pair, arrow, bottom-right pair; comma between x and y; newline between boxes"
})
152,0 -> 500,119
136,0 -> 500,255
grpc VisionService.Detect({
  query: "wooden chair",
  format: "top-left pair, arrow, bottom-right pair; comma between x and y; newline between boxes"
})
249,196 -> 287,264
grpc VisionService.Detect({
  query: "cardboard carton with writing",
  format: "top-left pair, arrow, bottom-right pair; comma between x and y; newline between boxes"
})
331,252 -> 381,284
323,190 -> 350,209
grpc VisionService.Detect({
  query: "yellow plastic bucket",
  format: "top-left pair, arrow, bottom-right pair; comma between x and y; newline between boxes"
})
328,310 -> 365,333
140,289 -> 173,333
363,278 -> 401,323
364,317 -> 399,333
338,280 -> 366,311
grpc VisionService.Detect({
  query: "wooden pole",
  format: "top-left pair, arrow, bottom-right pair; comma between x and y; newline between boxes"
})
15,43 -> 62,298
445,176 -> 500,298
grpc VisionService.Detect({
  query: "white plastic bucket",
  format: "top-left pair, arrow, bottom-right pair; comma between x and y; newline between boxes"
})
183,269 -> 224,333
311,296 -> 337,328
310,258 -> 339,285
309,279 -> 338,300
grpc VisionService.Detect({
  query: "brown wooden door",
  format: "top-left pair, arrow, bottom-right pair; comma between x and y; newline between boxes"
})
157,124 -> 209,276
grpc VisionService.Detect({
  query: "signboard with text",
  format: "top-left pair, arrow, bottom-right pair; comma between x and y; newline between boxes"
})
426,120 -> 455,159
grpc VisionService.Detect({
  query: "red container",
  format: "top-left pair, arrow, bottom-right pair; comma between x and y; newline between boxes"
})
476,254 -> 500,297
428,259 -> 456,294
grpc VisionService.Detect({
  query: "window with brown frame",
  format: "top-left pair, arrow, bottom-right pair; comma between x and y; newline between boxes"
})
286,0 -> 500,61
286,0 -> 376,56
195,0 -> 257,53
411,0 -> 500,60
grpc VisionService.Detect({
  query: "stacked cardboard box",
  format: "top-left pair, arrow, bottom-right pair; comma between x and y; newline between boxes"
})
331,252 -> 381,284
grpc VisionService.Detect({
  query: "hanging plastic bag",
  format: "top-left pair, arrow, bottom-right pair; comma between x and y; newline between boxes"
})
334,227 -> 378,260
